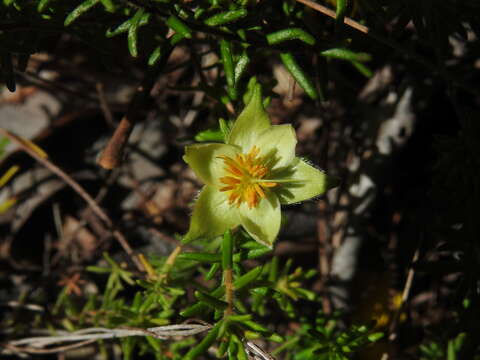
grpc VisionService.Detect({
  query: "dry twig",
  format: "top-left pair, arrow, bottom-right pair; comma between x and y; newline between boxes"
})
97,47 -> 173,169
0,128 -> 145,273
294,0 -> 368,34
2,324 -> 212,356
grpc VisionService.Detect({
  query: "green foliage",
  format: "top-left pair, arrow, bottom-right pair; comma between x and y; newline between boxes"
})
49,230 -> 382,359
0,0 -> 376,96
0,137 -> 9,157
418,332 -> 480,360
271,312 -> 383,360
3,0 -> 476,98
2,0 -> 480,358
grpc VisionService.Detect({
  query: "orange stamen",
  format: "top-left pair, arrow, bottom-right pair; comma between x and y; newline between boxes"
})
217,146 -> 278,208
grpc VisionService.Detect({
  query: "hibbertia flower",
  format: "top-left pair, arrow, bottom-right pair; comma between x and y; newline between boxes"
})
183,84 -> 337,247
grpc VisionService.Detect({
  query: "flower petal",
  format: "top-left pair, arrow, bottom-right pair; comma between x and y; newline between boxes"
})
275,159 -> 337,204
184,143 -> 240,186
255,124 -> 297,171
227,84 -> 270,151
239,191 -> 281,248
184,186 -> 240,243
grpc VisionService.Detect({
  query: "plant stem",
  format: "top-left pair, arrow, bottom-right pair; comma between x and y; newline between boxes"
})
224,268 -> 234,316
222,230 -> 235,316
159,245 -> 183,283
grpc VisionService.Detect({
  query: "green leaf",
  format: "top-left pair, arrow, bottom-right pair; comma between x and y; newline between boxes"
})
367,332 -> 384,342
234,51 -> 250,84
99,0 -> 115,12
64,0 -> 100,26
166,15 -> 192,39
184,321 -> 222,360
335,0 -> 347,32
217,334 -> 230,357
206,262 -> 221,280
145,336 -> 161,352
234,266 -> 263,290
148,46 -> 162,66
127,9 -> 145,57
320,48 -> 371,62
204,9 -> 248,26
219,118 -> 233,140
231,333 -> 249,360
351,61 -> 373,78
106,13 -> 150,38
279,52 -> 318,100
242,319 -> 270,332
266,28 -> 316,46
220,39 -> 237,100
181,266 -> 262,317
37,0 -> 52,12
86,265 -> 111,273
195,291 -> 228,310
169,33 -> 187,46
121,337 -> 136,360
194,128 -> 224,142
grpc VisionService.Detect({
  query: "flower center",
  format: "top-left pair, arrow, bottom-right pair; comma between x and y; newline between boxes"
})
218,146 -> 277,209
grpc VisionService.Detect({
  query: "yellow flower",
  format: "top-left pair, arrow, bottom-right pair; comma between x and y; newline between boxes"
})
183,83 -> 336,247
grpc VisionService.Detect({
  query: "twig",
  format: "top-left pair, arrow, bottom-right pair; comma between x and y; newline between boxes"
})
15,70 -> 98,104
389,247 -> 420,338
95,82 -> 115,128
3,340 -> 97,355
2,324 -> 212,355
294,0 -> 435,73
295,0 -> 479,98
2,301 -> 44,312
317,201 -> 332,314
380,247 -> 420,360
244,340 -> 276,360
0,128 -> 145,273
51,170 -> 119,266
159,245 -> 183,283
148,227 -> 182,248
97,46 -> 174,169
97,117 -> 134,169
224,268 -> 234,316
294,0 -> 368,34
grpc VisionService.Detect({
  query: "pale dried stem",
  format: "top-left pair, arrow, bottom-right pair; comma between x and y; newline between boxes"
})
2,324 -> 212,355
159,245 -> 183,282
95,82 -> 115,128
381,247 -> 420,360
294,0 -> 369,34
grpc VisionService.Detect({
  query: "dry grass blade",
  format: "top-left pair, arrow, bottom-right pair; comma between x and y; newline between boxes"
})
0,128 -> 145,273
